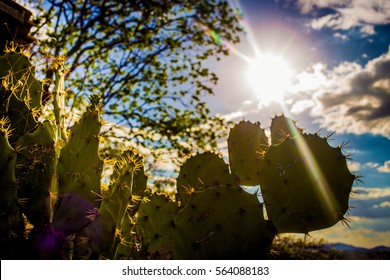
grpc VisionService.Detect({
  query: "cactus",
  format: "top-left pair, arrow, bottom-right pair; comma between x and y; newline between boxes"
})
270,114 -> 302,145
259,132 -> 354,233
56,94 -> 104,209
15,121 -> 57,228
85,147 -> 147,259
0,117 -> 25,258
173,185 -> 275,259
0,50 -> 42,144
227,120 -> 268,186
137,193 -> 178,259
177,152 -> 236,205
0,47 -> 151,259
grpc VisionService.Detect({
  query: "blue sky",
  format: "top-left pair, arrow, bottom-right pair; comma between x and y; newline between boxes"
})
204,0 -> 390,248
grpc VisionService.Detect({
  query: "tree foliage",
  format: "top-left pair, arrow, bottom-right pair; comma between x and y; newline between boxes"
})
31,0 -> 242,165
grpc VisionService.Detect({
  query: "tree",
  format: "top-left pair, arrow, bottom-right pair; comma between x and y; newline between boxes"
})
30,0 -> 242,168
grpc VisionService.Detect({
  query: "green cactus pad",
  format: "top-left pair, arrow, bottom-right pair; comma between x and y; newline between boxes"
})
15,121 -> 57,226
113,212 -> 135,260
177,152 -> 237,205
228,120 -> 268,186
259,133 -> 355,233
173,185 -> 275,259
270,115 -> 302,145
0,120 -> 25,257
57,95 -> 104,208
110,148 -> 147,216
0,119 -> 17,208
88,147 -> 146,258
137,193 -> 179,259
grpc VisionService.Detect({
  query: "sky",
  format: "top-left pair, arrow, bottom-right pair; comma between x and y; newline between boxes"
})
204,0 -> 390,248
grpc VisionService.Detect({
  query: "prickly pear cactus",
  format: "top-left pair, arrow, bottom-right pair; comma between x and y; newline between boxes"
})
259,132 -> 355,233
56,94 -> 104,209
173,185 -> 275,259
228,121 -> 268,185
177,152 -> 236,205
137,193 -> 178,259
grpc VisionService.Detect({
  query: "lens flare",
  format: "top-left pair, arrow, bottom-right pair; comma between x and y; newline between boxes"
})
284,119 -> 342,223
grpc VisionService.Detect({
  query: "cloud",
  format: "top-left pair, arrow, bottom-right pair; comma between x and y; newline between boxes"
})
360,25 -> 375,35
348,187 -> 390,219
288,46 -> 390,139
334,32 -> 349,40
377,160 -> 390,173
297,0 -> 390,35
347,161 -> 360,171
374,201 -> 390,208
221,110 -> 246,121
353,187 -> 390,200
309,13 -> 359,31
307,185 -> 390,247
310,223 -> 390,248
364,162 -> 380,169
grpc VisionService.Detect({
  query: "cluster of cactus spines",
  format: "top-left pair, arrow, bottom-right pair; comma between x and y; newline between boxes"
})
228,120 -> 268,186
177,152 -> 236,205
0,49 -> 42,144
137,193 -> 179,259
173,185 -> 274,260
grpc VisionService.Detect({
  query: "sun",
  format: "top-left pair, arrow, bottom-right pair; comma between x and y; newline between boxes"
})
246,53 -> 292,105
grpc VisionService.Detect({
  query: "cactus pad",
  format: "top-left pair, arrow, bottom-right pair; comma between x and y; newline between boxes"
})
173,185 -> 275,259
137,193 -> 178,258
259,133 -> 355,233
270,115 -> 302,145
177,152 -> 236,205
228,121 -> 268,186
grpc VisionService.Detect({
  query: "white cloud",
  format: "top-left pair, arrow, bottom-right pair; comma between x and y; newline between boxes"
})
347,161 -> 360,172
310,13 -> 359,30
352,187 -> 390,200
290,99 -> 315,114
364,162 -> 380,169
377,160 -> 390,173
360,25 -> 375,35
221,110 -> 246,121
374,201 -> 390,208
298,0 -> 390,34
334,32 -> 349,40
288,46 -> 390,139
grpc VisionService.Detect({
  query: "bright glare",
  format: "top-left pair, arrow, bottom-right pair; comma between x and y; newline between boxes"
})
246,53 -> 292,105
